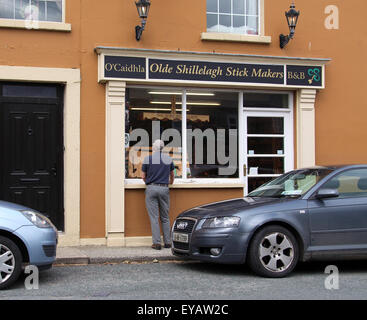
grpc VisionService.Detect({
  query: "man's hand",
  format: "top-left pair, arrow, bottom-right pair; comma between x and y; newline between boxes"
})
169,170 -> 175,185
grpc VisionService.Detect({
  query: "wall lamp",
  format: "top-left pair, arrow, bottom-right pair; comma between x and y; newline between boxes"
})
279,2 -> 300,49
135,0 -> 151,41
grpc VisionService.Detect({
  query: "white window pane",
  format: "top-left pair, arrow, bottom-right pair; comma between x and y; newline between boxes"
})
207,13 -> 218,32
45,0 -> 62,22
246,15 -> 258,35
218,14 -> 231,32
0,0 -> 62,22
233,15 -> 245,33
0,0 -> 14,19
246,0 -> 258,16
219,0 -> 231,14
233,0 -> 244,14
15,0 -> 27,20
207,0 -> 217,13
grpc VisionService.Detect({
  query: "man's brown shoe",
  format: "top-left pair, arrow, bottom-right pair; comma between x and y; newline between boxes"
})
151,244 -> 162,250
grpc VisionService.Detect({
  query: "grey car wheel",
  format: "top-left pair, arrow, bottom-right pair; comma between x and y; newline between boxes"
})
0,236 -> 22,290
247,225 -> 299,278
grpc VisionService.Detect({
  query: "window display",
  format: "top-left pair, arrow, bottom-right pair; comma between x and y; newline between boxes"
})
125,88 -> 239,180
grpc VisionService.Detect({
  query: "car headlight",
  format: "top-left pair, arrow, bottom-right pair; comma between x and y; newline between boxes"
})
202,216 -> 241,228
20,210 -> 53,229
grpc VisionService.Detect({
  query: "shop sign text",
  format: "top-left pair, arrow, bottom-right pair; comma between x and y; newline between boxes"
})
103,56 -> 323,88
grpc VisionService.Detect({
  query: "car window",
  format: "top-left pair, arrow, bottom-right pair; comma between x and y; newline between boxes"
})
248,168 -> 334,198
322,168 -> 367,198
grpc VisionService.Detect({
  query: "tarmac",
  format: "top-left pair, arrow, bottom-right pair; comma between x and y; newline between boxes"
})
55,245 -> 182,265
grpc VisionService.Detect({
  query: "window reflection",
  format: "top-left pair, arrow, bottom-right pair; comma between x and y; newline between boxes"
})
0,0 -> 62,22
125,88 -> 183,179
186,91 -> 238,178
125,88 -> 239,180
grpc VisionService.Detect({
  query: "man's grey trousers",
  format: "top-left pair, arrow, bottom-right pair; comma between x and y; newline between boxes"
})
145,185 -> 171,245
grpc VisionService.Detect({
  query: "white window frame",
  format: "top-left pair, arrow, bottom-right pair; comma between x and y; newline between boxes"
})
206,0 -> 260,35
201,0 -> 271,44
124,86 -> 242,186
0,0 -> 71,31
125,87 -> 295,188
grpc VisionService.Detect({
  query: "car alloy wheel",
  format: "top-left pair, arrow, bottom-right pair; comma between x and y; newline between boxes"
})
0,236 -> 22,290
0,244 -> 15,284
259,232 -> 294,273
247,225 -> 299,278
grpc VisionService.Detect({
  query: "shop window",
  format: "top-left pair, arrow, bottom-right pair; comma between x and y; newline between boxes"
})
125,88 -> 239,180
186,91 -> 238,178
206,0 -> 259,35
126,88 -> 183,179
0,0 -> 63,22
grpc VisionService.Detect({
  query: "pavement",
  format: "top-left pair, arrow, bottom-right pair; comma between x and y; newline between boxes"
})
55,245 -> 181,265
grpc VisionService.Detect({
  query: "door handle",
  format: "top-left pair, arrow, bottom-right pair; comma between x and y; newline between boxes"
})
243,164 -> 247,177
51,167 -> 57,176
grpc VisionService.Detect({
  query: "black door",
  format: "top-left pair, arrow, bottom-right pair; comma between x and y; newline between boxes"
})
0,83 -> 64,230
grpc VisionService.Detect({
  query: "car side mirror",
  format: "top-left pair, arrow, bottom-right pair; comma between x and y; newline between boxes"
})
315,188 -> 339,199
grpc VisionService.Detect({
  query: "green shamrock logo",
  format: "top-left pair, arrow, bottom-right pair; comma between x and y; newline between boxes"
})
308,68 -> 321,84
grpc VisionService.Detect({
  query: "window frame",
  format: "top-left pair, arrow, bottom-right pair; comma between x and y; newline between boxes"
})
124,85 -> 242,186
206,0 -> 261,36
0,0 -> 71,31
124,86 -> 293,187
202,0 -> 271,44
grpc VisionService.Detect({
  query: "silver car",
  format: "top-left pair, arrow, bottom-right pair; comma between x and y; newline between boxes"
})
0,201 -> 58,289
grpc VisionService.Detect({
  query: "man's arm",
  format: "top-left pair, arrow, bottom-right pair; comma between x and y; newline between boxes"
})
169,170 -> 174,185
142,171 -> 146,183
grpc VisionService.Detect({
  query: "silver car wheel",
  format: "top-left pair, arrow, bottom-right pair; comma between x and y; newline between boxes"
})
0,244 -> 15,284
259,232 -> 294,273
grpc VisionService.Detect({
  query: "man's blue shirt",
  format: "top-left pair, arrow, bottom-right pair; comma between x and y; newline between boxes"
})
142,152 -> 174,185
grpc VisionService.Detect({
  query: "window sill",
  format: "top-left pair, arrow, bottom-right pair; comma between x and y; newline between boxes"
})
125,182 -> 245,189
0,19 -> 71,32
201,32 -> 271,44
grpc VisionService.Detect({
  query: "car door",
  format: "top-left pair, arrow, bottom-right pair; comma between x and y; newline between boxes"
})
308,168 -> 367,254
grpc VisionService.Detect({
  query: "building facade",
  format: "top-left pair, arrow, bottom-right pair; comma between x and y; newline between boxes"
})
0,0 -> 365,246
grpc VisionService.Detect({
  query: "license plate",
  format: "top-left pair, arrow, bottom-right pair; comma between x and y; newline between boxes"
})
173,232 -> 189,243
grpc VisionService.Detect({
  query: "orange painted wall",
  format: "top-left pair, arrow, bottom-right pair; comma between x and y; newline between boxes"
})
1,0 -> 366,238
125,188 -> 244,237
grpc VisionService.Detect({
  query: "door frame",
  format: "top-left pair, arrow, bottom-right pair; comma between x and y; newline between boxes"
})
241,91 -> 294,195
0,83 -> 65,230
0,65 -> 81,246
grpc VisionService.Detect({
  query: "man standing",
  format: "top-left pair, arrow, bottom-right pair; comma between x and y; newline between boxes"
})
142,140 -> 175,250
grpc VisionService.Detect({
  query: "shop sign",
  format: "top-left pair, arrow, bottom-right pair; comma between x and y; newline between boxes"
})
103,56 -> 323,88
148,59 -> 285,85
286,65 -> 323,87
104,56 -> 146,79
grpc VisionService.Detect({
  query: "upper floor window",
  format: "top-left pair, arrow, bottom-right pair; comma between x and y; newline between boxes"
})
206,0 -> 259,35
0,0 -> 63,22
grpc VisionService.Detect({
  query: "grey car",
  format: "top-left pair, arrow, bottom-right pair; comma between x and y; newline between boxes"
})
0,201 -> 58,289
172,165 -> 367,277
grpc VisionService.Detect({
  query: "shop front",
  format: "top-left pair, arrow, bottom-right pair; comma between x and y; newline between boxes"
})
96,47 -> 329,246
